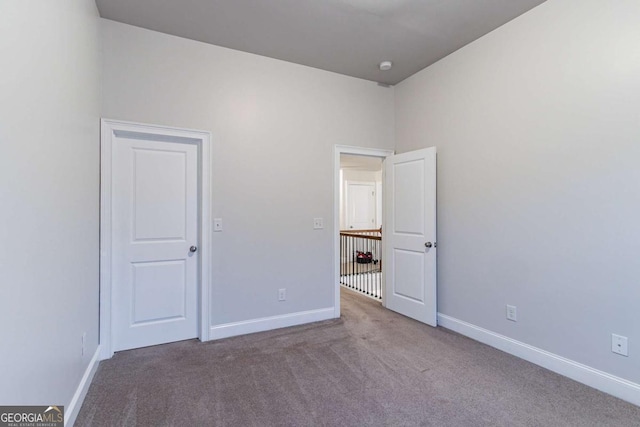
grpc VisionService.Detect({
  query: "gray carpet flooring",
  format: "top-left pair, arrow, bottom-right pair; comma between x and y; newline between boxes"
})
76,289 -> 640,426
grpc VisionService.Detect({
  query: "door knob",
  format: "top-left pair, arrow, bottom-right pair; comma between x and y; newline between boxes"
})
190,246 -> 198,253
424,242 -> 433,248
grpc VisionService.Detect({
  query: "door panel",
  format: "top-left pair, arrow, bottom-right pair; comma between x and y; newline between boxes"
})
393,249 -> 424,302
393,160 -> 424,234
384,147 -> 437,326
132,260 -> 186,324
112,137 -> 198,351
133,149 -> 187,241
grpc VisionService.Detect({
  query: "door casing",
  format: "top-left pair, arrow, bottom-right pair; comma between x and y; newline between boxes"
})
100,119 -> 212,360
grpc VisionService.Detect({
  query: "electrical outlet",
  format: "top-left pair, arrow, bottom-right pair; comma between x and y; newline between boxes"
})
612,334 -> 628,357
278,288 -> 286,301
313,218 -> 324,230
81,332 -> 86,356
506,305 -> 517,322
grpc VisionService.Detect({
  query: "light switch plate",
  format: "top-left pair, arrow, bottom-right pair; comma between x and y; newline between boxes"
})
214,218 -> 223,232
313,218 -> 324,230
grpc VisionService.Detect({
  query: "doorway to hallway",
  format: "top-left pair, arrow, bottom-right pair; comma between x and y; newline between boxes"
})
339,153 -> 384,300
333,145 -> 438,328
334,146 -> 392,317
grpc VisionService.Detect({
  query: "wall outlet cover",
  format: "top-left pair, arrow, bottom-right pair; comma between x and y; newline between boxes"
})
313,218 -> 324,229
612,334 -> 629,357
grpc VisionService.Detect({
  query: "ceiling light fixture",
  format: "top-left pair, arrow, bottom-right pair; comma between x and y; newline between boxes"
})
379,61 -> 393,71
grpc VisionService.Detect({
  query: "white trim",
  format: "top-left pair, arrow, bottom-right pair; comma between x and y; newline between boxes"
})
65,346 -> 101,427
438,313 -> 640,407
334,145 -> 394,319
209,308 -> 334,340
100,119 -> 212,359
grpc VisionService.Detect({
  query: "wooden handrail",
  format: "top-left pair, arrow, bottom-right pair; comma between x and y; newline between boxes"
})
339,232 -> 381,240
339,227 -> 382,233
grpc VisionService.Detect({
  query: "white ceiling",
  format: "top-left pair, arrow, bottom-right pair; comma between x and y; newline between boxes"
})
96,0 -> 546,85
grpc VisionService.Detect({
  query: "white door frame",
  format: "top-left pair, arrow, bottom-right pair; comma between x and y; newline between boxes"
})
334,145 -> 393,317
100,119 -> 212,360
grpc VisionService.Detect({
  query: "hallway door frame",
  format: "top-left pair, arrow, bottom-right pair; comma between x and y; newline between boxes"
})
333,145 -> 393,318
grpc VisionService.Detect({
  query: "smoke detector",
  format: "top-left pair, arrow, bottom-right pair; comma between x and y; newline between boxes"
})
379,61 -> 393,71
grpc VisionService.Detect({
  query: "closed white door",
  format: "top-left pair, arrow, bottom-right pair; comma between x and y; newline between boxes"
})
347,182 -> 376,230
112,136 -> 199,351
384,147 -> 437,326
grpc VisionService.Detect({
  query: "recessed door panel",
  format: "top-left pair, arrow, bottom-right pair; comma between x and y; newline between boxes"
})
393,249 -> 424,302
133,149 -> 187,241
393,160 -> 425,235
132,260 -> 186,324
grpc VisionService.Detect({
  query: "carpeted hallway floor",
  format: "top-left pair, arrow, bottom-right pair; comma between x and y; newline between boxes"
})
76,289 -> 640,426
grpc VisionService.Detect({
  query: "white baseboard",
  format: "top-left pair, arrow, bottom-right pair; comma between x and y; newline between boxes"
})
437,314 -> 640,407
209,308 -> 335,340
65,345 -> 101,427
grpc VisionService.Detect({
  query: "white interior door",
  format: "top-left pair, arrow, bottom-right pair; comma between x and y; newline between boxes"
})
384,147 -> 437,326
111,136 -> 199,351
347,182 -> 376,230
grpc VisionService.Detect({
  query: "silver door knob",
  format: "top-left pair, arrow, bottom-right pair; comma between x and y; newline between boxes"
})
424,242 -> 433,248
190,246 -> 198,253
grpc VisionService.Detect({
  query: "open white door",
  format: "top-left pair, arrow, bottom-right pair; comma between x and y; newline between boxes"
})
384,147 -> 437,326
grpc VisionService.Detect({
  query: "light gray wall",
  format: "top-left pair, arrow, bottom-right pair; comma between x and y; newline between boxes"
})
0,0 -> 101,406
101,20 -> 394,325
395,0 -> 640,383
